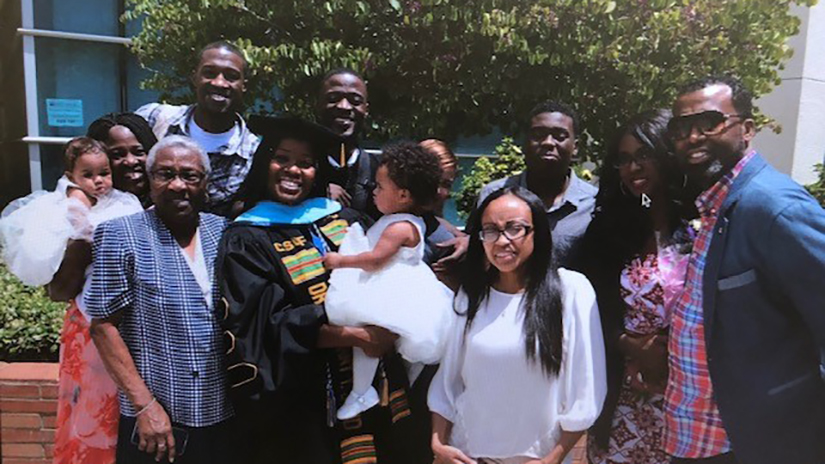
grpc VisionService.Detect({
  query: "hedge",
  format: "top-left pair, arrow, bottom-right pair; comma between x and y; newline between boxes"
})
0,258 -> 63,362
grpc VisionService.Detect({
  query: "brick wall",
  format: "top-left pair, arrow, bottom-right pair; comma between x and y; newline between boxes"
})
0,362 -> 59,464
0,361 -> 588,464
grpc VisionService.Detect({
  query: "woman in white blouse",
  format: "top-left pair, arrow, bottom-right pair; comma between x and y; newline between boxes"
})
428,186 -> 607,464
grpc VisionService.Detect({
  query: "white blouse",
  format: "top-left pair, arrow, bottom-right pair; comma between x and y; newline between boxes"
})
428,268 -> 607,461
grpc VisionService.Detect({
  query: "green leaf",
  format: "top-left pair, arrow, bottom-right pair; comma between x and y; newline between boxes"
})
605,1 -> 617,13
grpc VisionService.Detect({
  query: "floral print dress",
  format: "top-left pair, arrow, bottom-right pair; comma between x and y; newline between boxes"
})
53,300 -> 119,464
588,252 -> 682,464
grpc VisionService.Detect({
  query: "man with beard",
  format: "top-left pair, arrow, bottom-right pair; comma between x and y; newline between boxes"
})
476,101 -> 597,269
316,68 -> 381,218
664,76 -> 825,464
137,41 -> 259,217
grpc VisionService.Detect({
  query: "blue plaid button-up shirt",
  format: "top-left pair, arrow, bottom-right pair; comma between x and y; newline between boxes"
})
85,209 -> 232,427
136,103 -> 260,217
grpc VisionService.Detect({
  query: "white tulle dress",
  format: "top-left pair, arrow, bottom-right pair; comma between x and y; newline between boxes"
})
326,213 -> 456,363
0,176 -> 143,286
325,213 -> 456,419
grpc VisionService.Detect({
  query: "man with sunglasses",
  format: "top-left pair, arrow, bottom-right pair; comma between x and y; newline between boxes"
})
665,76 -> 825,464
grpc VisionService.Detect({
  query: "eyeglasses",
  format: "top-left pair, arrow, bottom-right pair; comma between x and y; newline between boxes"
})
613,147 -> 656,169
479,222 -> 533,243
667,110 -> 744,141
270,153 -> 316,170
150,169 -> 206,185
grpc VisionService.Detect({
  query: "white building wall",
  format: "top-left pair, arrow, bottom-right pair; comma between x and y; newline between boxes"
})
754,2 -> 825,185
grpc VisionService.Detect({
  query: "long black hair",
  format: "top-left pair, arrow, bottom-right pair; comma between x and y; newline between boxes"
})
590,109 -> 695,262
87,112 -> 158,153
460,186 -> 564,376
582,110 -> 696,448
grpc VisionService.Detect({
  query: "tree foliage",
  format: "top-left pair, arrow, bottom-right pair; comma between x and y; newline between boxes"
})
455,137 -> 525,217
126,0 -> 814,159
805,164 -> 825,208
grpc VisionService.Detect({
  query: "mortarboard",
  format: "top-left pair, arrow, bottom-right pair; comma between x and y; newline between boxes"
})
248,115 -> 342,161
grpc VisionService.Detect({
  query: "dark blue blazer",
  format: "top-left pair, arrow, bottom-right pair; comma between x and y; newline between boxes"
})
703,154 -> 825,464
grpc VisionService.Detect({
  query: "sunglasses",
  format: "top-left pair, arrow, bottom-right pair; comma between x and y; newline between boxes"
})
667,110 -> 744,141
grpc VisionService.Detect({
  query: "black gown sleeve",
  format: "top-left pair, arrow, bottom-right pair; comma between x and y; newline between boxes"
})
217,225 -> 328,401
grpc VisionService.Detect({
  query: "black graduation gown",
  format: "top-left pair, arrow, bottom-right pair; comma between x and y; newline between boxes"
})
216,207 -> 427,464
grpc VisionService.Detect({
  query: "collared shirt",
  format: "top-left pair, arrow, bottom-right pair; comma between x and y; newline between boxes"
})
85,209 -> 232,427
665,151 -> 756,458
478,169 -> 597,269
327,147 -> 361,169
136,103 -> 260,217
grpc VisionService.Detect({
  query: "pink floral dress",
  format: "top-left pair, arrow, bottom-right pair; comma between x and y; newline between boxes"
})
53,300 -> 119,464
587,252 -> 683,464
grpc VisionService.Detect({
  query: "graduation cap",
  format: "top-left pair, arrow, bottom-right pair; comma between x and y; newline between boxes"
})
248,115 -> 343,163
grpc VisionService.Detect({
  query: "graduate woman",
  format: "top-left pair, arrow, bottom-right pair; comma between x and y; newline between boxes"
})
217,116 -> 428,464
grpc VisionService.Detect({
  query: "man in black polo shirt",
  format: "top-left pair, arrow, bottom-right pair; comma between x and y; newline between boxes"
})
316,68 -> 381,219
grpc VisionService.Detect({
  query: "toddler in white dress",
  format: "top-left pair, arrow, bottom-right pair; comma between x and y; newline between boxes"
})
0,137 -> 142,287
324,141 -> 454,420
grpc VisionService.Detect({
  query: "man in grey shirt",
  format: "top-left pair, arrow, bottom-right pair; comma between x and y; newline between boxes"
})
478,101 -> 596,269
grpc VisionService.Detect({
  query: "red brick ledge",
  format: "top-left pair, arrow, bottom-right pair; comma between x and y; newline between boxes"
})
0,362 -> 59,464
0,362 -> 587,464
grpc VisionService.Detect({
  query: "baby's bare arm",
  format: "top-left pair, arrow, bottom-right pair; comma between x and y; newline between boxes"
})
67,187 -> 93,208
324,221 -> 419,272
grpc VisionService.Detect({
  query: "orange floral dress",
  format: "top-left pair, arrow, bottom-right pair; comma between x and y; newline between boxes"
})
53,300 -> 119,464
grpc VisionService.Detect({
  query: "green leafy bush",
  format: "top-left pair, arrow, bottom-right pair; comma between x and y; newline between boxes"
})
455,137 -> 524,217
805,163 -> 825,207
126,0 -> 814,159
0,259 -> 63,361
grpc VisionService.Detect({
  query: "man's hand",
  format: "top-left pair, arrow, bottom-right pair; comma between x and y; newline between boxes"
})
620,333 -> 668,394
355,325 -> 399,358
328,183 -> 352,207
432,235 -> 470,273
135,400 -> 176,462
619,333 -> 668,372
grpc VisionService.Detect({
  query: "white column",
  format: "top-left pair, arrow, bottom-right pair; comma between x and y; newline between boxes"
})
754,3 -> 825,185
20,0 -> 42,191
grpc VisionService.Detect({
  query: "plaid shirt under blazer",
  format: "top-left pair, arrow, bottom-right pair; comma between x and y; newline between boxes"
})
699,153 -> 825,464
85,209 -> 232,428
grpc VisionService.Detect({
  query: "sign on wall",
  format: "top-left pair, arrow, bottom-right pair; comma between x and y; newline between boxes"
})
46,99 -> 84,127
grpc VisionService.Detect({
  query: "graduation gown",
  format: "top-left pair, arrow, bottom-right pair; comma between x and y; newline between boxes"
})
216,198 -> 426,464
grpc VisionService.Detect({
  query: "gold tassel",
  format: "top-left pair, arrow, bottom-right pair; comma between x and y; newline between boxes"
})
380,366 -> 389,407
340,143 -> 346,167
